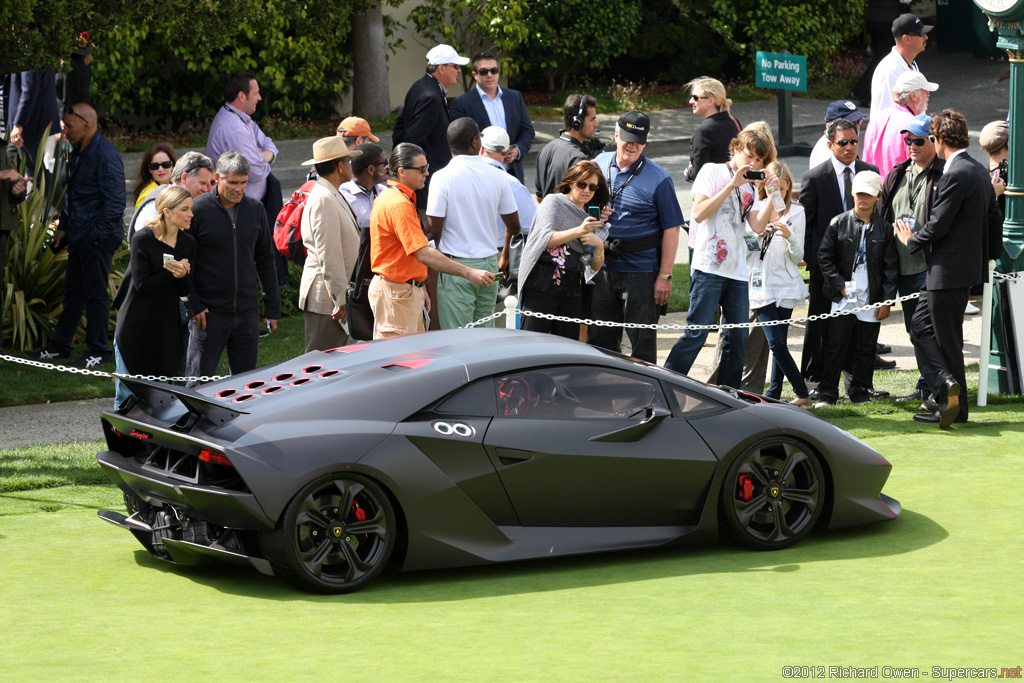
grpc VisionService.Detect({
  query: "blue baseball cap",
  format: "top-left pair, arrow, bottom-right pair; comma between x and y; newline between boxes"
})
825,100 -> 865,124
900,113 -> 932,137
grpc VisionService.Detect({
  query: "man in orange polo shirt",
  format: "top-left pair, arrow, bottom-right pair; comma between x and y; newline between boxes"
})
368,143 -> 496,338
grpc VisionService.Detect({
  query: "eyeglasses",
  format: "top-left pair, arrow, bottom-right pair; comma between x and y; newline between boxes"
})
475,67 -> 500,76
689,95 -> 710,102
181,157 -> 214,176
148,160 -> 175,171
403,164 -> 430,174
903,136 -> 928,147
66,108 -> 88,123
833,137 -> 860,147
574,181 -> 599,192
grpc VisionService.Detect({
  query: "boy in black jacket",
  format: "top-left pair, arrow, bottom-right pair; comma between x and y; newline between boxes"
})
814,170 -> 899,406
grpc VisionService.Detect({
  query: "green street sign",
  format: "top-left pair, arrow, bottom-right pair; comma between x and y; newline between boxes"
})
755,52 -> 807,92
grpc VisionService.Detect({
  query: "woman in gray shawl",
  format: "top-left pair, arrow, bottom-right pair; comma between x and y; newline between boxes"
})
517,160 -> 609,340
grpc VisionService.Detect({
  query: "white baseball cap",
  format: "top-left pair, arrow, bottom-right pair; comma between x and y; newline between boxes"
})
895,71 -> 939,95
426,44 -> 469,66
480,126 -> 510,153
851,170 -> 882,197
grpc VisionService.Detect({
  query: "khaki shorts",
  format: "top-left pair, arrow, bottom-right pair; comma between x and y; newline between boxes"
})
368,275 -> 426,339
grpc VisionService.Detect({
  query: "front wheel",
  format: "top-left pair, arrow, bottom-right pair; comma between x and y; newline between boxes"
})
261,474 -> 396,593
719,438 -> 825,550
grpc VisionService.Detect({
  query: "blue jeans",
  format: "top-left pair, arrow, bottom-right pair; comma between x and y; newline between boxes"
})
898,271 -> 929,393
665,270 -> 748,387
50,236 -> 120,355
755,303 -> 809,399
113,340 -> 132,409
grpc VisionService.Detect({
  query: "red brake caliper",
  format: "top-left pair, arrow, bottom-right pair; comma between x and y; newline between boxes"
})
737,473 -> 754,502
350,502 -> 368,542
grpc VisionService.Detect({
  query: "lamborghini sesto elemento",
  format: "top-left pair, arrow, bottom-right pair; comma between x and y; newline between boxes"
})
97,329 -> 900,593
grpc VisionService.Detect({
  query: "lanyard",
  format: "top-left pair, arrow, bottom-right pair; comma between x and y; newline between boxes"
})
391,184 -> 416,207
727,166 -> 753,221
907,169 -> 926,211
608,156 -> 646,202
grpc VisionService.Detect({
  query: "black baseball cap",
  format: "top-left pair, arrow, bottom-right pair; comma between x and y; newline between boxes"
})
617,111 -> 650,144
892,14 -> 932,38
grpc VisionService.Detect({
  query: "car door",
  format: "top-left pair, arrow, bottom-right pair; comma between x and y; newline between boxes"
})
483,365 -> 720,528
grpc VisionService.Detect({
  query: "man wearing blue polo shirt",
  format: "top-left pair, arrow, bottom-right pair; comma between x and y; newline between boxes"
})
588,111 -> 684,363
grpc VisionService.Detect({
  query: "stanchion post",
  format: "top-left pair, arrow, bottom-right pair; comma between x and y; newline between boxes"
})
504,295 -> 519,330
978,261 -> 996,407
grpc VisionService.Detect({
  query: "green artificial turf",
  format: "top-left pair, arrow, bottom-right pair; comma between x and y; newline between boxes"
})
1,412 -> 1021,680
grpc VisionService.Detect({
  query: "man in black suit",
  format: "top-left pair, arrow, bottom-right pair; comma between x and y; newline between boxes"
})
391,44 -> 468,209
895,109 -> 1003,428
450,51 -> 535,185
799,118 -> 880,390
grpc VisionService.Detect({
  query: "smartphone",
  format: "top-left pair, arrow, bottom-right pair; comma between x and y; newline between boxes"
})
162,253 -> 175,264
744,170 -> 766,181
587,205 -> 601,220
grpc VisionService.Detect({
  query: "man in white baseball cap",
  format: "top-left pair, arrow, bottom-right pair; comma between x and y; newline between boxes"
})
392,44 -> 470,210
862,70 -> 938,178
479,126 -> 536,290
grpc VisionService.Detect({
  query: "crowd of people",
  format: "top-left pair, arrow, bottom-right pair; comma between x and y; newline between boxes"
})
0,12 -> 1008,430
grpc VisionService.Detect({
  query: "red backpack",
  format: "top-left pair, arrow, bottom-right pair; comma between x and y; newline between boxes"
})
274,179 -> 317,263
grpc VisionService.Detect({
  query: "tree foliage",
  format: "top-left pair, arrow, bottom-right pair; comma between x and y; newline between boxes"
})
409,0 -> 642,91
92,0 -> 352,129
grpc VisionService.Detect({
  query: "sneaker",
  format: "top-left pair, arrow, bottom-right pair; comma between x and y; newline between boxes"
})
965,301 -> 980,315
896,388 -> 930,404
25,346 -> 71,361
70,352 -> 113,369
922,398 -> 940,413
814,396 -> 837,408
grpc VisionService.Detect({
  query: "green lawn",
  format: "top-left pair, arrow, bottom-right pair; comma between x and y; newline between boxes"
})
0,404 -> 1021,679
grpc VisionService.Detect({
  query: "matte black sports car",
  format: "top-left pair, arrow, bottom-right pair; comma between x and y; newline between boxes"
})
97,329 -> 900,593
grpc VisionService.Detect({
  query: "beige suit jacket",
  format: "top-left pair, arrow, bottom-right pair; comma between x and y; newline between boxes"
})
298,177 -> 360,315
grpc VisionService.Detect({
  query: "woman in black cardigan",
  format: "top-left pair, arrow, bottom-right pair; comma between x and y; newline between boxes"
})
683,77 -> 741,183
114,186 -> 196,406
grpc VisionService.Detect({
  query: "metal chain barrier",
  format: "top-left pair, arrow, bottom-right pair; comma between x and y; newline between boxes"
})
6,273 -> 1018,379
0,353 -> 223,383
516,291 -> 924,331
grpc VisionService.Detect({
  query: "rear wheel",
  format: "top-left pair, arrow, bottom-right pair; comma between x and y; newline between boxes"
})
261,474 -> 396,593
720,438 -> 825,550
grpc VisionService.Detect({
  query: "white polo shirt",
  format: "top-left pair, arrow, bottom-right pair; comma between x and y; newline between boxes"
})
427,154 -> 518,258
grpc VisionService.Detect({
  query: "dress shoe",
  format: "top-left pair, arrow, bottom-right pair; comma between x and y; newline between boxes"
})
939,379 -> 960,429
868,388 -> 890,398
897,388 -> 930,403
874,354 -> 897,369
913,411 -> 941,423
848,391 -> 871,404
876,342 -> 892,354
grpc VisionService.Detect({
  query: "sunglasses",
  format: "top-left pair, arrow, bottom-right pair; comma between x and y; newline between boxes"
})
148,160 -> 175,171
403,164 -> 430,174
66,108 -> 88,123
903,136 -> 928,147
833,137 -> 860,147
689,95 -> 710,102
475,67 -> 500,76
181,157 -> 214,176
575,181 -> 599,192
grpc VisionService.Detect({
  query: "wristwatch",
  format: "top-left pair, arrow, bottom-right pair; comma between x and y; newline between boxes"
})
659,273 -> 673,282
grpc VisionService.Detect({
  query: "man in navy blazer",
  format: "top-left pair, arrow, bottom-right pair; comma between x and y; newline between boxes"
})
3,68 -> 62,176
450,51 -> 535,185
799,118 -> 879,388
392,44 -> 469,210
895,109 -> 1003,428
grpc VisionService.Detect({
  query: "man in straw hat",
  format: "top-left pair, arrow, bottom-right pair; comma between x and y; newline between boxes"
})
298,137 -> 363,351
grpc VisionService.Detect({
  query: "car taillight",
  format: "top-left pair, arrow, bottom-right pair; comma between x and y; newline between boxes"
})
198,448 -> 234,467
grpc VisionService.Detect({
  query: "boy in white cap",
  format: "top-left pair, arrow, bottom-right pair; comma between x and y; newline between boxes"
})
392,44 -> 470,209
479,126 -> 536,290
814,170 -> 899,406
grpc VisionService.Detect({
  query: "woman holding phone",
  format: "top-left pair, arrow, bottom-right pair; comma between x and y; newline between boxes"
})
517,160 -> 609,340
114,187 -> 195,406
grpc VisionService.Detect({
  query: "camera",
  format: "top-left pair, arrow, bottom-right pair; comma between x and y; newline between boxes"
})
995,159 -> 1008,185
582,135 -> 608,158
744,170 -> 766,181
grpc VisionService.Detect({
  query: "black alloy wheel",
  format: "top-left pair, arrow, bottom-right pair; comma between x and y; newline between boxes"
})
261,474 -> 396,593
720,438 -> 825,550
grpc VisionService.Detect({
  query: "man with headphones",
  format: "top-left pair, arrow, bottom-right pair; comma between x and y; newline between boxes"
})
535,93 -> 600,200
